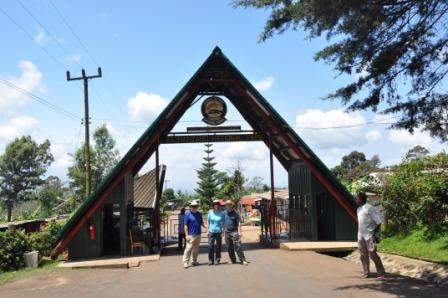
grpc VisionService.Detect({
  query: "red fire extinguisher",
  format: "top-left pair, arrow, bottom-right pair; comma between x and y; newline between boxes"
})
89,223 -> 96,240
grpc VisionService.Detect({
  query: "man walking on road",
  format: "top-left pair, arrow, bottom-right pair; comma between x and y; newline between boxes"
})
356,192 -> 386,279
224,200 -> 248,265
182,201 -> 206,269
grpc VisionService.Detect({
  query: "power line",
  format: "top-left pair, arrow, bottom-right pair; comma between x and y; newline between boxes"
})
49,1 -> 98,66
49,0 -> 127,120
73,121 -> 84,150
294,121 -> 395,130
1,1 -> 95,117
0,79 -> 81,121
90,118 -> 247,124
38,0 -> 116,118
0,6 -> 66,71
87,115 -> 397,130
16,0 -> 75,60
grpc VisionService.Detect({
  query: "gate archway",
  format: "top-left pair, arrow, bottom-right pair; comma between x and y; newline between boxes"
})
51,47 -> 357,260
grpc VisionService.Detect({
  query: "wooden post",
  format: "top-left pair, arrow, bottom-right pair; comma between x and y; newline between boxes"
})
155,144 -> 161,248
66,68 -> 102,197
269,136 -> 276,239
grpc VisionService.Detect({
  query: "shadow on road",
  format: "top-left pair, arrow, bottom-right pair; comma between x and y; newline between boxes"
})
335,274 -> 448,298
161,240 -> 269,257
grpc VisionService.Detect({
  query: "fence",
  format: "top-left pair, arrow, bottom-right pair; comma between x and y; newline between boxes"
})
259,199 -> 290,243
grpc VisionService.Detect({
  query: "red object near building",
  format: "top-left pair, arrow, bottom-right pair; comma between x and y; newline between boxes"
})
89,223 -> 96,240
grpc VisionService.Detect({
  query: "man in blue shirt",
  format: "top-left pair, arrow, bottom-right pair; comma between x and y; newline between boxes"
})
182,200 -> 206,269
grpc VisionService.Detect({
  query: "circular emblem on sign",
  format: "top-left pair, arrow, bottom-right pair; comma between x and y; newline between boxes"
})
201,96 -> 227,125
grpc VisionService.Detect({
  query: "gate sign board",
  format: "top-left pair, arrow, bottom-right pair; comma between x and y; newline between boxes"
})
162,133 -> 263,144
201,96 -> 227,125
52,47 -> 357,260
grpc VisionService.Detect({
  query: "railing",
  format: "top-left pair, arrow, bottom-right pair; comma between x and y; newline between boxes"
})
161,212 -> 209,247
259,199 -> 290,244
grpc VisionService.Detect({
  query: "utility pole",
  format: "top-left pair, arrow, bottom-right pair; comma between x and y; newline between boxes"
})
67,67 -> 102,197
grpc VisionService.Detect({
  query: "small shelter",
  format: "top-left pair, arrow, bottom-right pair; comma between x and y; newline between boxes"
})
61,166 -> 165,260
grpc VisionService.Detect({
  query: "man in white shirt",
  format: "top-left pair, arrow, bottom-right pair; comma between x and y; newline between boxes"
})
356,192 -> 386,279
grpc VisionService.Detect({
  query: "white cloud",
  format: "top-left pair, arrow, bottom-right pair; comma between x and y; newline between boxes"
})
34,27 -> 48,45
64,54 -> 81,62
356,64 -> 370,80
222,143 -> 266,161
0,60 -> 44,114
0,115 -> 38,142
295,108 -> 366,149
388,129 -> 435,148
141,142 -> 288,191
366,129 -> 382,141
51,142 -> 74,169
127,92 -> 168,122
254,76 -> 274,91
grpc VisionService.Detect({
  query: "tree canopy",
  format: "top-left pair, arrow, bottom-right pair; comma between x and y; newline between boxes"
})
37,176 -> 64,217
332,150 -> 381,184
403,145 -> 430,162
0,136 -> 54,221
234,0 -> 448,140
68,125 -> 120,205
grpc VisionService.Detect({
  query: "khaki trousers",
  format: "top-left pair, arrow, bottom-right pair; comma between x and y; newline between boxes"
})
182,235 -> 201,264
358,238 -> 386,275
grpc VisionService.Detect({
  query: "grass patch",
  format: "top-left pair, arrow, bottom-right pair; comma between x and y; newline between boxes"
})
0,259 -> 63,285
379,229 -> 448,264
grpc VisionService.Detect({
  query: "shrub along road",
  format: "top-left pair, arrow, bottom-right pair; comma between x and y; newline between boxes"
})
0,241 -> 446,298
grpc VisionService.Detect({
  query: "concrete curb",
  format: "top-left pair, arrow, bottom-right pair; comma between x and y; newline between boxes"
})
345,251 -> 448,286
58,254 -> 160,269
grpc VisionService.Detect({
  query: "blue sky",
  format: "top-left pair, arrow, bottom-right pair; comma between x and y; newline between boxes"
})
0,0 -> 446,191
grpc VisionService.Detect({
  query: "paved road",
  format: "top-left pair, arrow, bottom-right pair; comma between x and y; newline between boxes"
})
1,242 -> 446,298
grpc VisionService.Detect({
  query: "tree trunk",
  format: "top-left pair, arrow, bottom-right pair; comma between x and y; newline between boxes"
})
7,201 -> 12,222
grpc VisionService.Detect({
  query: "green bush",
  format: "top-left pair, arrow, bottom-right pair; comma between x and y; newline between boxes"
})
383,153 -> 448,237
29,220 -> 64,258
0,230 -> 31,272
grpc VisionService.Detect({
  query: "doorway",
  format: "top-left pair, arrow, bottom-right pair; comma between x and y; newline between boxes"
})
316,193 -> 335,240
103,203 -> 121,255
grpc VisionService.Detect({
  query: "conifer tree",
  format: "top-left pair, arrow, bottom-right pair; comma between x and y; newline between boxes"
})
195,143 -> 218,211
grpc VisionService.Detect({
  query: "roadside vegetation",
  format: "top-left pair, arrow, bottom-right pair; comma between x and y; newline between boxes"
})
0,259 -> 61,285
378,229 -> 448,264
332,146 -> 448,263
0,125 -> 118,281
0,221 -> 64,272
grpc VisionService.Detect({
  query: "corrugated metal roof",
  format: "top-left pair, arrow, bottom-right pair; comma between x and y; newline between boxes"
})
133,165 -> 166,209
256,189 -> 289,201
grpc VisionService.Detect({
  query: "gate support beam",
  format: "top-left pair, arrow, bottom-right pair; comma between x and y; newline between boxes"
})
269,136 -> 277,239
155,143 -> 161,248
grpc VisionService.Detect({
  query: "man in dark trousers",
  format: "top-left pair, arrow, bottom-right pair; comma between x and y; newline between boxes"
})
177,207 -> 186,250
356,192 -> 386,279
224,200 -> 248,265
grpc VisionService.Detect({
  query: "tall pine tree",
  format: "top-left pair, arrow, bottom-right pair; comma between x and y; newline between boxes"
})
195,143 -> 218,211
231,162 -> 246,204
